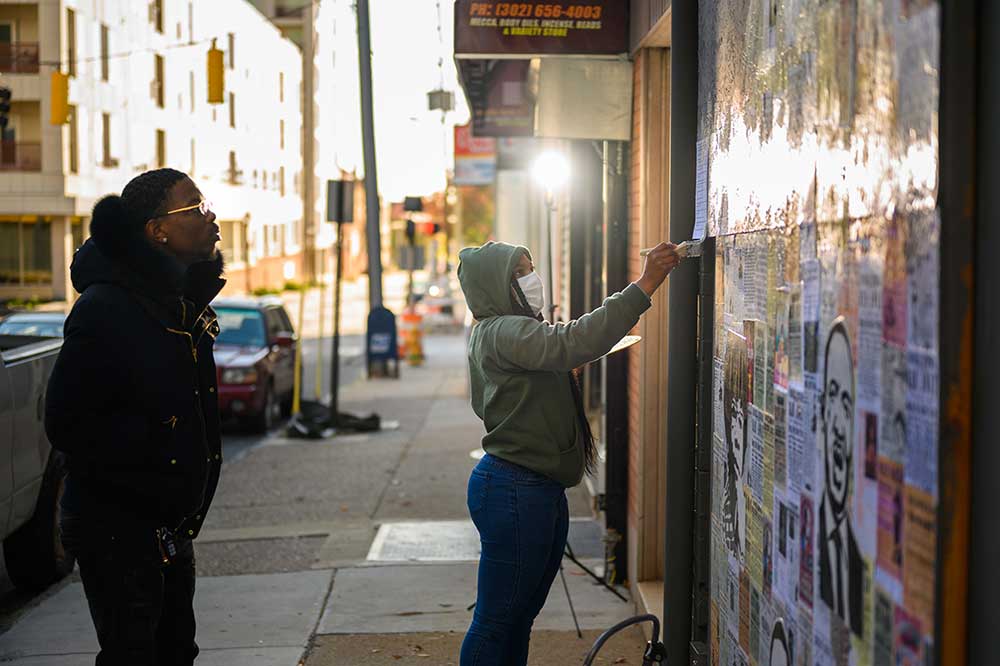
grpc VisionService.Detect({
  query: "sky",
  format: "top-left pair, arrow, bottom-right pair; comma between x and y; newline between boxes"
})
321,0 -> 471,202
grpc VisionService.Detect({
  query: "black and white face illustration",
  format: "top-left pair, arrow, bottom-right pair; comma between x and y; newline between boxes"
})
722,329 -> 750,558
769,619 -> 790,666
822,321 -> 854,516
730,396 -> 747,481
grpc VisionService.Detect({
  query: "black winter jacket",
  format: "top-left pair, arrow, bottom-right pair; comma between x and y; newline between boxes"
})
45,228 -> 225,539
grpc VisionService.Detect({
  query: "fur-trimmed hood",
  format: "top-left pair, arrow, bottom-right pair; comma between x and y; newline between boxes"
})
73,210 -> 225,310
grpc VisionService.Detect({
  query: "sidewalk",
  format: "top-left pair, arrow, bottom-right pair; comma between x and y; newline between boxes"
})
0,335 -> 645,665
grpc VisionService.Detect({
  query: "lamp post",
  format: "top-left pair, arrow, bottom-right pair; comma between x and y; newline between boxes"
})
531,151 -> 570,322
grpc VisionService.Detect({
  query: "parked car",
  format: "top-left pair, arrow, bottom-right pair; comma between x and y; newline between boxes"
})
212,297 -> 297,433
0,312 -> 66,338
0,332 -> 73,589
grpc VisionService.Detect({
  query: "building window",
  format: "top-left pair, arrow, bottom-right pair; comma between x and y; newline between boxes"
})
102,113 -> 111,167
189,71 -> 195,112
0,220 -> 52,286
153,54 -> 165,108
280,119 -> 285,149
100,24 -> 109,81
66,9 -> 76,78
229,92 -> 235,128
188,2 -> 194,43
71,219 -> 83,252
228,150 -> 239,184
280,166 -> 285,197
219,219 -> 238,262
279,72 -> 284,102
227,33 -> 235,69
190,138 -> 196,175
68,105 -> 78,174
156,129 -> 166,168
152,0 -> 164,33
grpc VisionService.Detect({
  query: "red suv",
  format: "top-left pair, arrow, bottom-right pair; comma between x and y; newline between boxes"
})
212,297 -> 296,432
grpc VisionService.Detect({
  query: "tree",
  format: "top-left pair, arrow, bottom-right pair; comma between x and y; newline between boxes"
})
458,185 -> 494,247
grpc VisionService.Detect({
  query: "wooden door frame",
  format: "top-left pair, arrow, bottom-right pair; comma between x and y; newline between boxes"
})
635,46 -> 671,582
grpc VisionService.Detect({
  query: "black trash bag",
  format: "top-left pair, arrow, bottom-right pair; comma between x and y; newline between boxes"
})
286,400 -> 380,438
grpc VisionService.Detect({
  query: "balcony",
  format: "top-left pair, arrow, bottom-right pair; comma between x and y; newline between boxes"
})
274,1 -> 308,18
0,141 -> 41,171
0,43 -> 40,74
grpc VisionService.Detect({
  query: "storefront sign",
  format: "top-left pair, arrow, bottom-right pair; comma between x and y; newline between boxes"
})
454,124 -> 498,185
455,1 -> 628,57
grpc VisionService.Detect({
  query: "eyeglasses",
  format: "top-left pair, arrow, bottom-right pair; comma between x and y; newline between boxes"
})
162,199 -> 213,217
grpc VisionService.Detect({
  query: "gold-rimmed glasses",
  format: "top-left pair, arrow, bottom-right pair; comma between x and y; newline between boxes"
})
162,199 -> 213,217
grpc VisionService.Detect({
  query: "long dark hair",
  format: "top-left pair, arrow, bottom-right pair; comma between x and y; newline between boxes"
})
511,275 -> 598,475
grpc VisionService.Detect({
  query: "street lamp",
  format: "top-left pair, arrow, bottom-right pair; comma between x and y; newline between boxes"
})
532,150 -> 570,321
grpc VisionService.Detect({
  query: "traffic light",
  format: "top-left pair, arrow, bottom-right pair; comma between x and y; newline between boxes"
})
207,40 -> 224,104
50,72 -> 69,125
0,88 -> 10,131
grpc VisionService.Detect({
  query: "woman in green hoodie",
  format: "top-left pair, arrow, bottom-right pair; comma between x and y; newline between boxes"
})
457,240 -> 679,665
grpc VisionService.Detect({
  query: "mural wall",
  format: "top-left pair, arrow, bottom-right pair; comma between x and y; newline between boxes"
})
701,1 -> 940,665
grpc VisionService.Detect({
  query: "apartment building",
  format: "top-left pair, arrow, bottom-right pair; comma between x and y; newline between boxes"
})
0,0 -> 304,302
248,0 -> 341,283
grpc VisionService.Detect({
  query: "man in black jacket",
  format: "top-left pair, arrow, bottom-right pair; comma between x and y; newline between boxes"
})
46,168 -> 225,666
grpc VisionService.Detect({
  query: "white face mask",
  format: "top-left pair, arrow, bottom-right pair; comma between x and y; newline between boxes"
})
516,272 -> 545,316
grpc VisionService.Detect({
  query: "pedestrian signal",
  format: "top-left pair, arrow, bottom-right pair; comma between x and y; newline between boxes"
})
0,88 -> 10,131
50,72 -> 69,125
207,41 -> 224,104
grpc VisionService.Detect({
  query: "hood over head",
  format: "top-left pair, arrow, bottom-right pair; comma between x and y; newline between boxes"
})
458,241 -> 531,320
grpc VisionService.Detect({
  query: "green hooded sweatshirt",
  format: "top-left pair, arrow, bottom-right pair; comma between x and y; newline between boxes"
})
457,241 -> 652,487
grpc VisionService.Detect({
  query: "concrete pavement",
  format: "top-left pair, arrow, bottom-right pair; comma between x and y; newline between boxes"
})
0,334 -> 645,665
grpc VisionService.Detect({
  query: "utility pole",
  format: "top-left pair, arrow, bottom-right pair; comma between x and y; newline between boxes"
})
356,0 -> 383,308
302,0 -> 317,281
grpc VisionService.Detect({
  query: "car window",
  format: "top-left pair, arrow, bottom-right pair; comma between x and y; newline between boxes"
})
277,308 -> 294,333
264,309 -> 284,339
0,320 -> 64,337
215,309 -> 266,347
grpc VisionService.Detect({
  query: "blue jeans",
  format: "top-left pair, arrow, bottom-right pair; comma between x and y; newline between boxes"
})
461,454 -> 569,666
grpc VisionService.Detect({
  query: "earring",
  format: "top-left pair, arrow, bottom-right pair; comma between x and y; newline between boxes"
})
160,238 -> 168,244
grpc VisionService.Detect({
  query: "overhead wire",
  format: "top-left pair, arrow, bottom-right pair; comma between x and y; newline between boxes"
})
32,36 -> 219,71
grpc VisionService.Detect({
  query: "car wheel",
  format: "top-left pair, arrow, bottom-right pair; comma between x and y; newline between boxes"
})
248,384 -> 279,434
4,451 -> 75,591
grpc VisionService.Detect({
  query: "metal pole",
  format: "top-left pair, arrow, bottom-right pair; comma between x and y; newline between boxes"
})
602,140 -> 630,583
937,0 -> 977,663
663,0 -> 699,662
330,222 -> 344,424
302,1 -> 317,281
971,2 -> 1000,663
407,216 -> 415,307
316,249 -> 325,400
545,193 -> 555,321
356,0 -> 383,308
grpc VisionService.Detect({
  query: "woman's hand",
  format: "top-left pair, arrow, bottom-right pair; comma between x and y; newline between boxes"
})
636,242 -> 681,297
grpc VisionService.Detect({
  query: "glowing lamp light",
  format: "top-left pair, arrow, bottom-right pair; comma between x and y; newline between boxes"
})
532,151 -> 570,193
